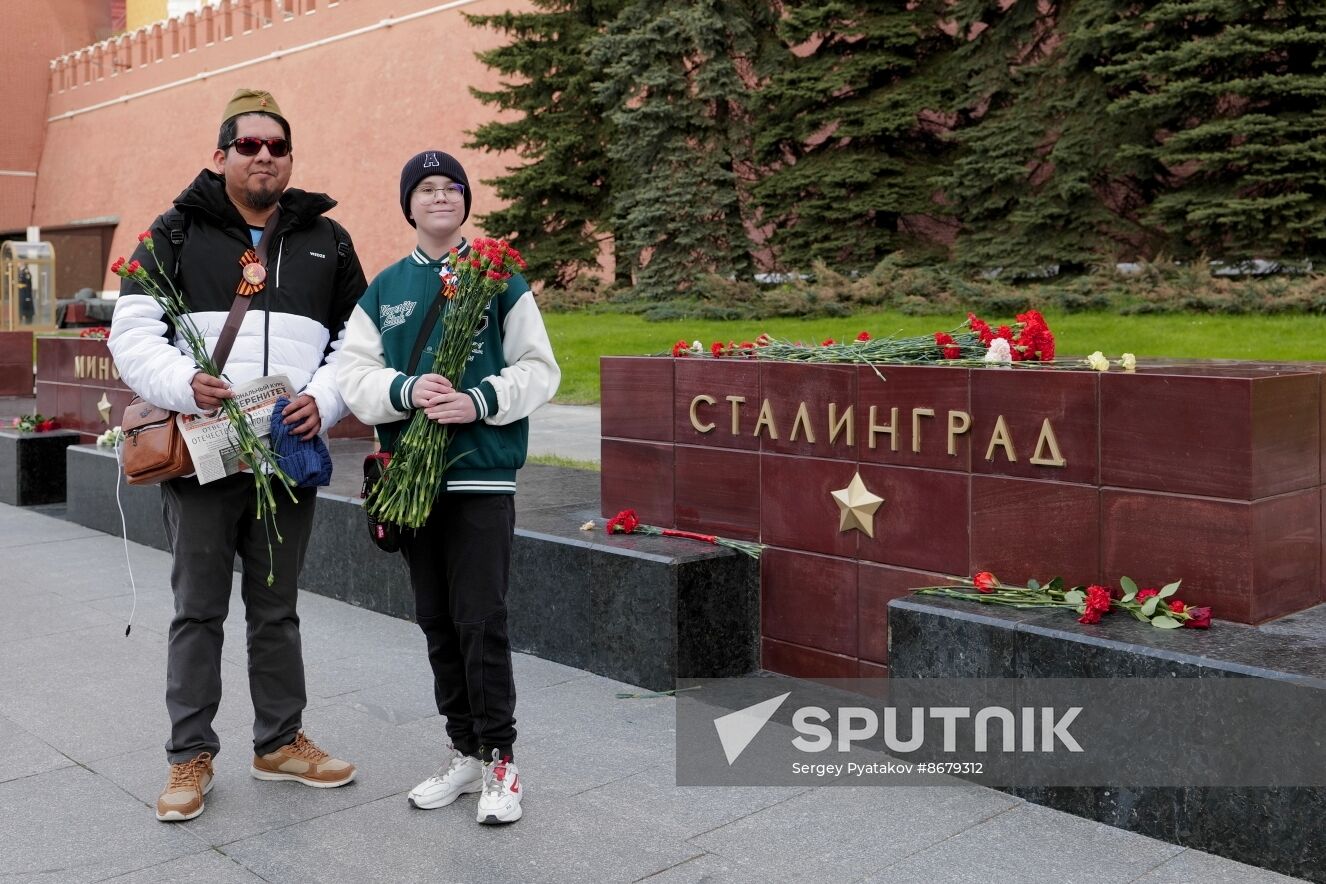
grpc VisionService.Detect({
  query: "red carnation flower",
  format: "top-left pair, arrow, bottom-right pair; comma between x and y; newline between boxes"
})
1078,608 -> 1103,625
821,338 -> 836,346
1136,588 -> 1159,602
973,571 -> 998,593
606,509 -> 640,535
1169,600 -> 1186,614
710,342 -> 724,358
856,331 -> 871,342
671,340 -> 690,358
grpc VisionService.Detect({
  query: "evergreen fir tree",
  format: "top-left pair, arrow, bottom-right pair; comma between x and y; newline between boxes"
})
465,1 -> 626,287
1095,0 -> 1326,262
587,0 -> 778,300
940,0 -> 1150,274
752,1 -> 961,272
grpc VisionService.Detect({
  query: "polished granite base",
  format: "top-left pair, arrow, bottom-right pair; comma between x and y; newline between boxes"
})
889,595 -> 1326,881
0,428 -> 80,506
64,445 -> 167,548
61,446 -> 759,692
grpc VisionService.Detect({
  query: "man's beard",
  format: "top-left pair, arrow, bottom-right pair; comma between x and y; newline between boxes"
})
243,180 -> 281,211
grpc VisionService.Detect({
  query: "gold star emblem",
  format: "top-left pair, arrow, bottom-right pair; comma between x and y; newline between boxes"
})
831,472 -> 884,538
97,392 -> 112,424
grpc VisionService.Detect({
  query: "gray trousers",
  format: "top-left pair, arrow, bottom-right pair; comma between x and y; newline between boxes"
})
161,472 -> 317,763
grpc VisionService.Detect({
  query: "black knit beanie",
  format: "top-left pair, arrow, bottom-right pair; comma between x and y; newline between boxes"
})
399,150 -> 471,226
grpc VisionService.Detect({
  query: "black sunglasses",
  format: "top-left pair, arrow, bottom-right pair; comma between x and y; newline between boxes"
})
226,137 -> 291,157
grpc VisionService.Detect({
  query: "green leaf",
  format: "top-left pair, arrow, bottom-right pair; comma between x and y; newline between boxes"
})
1141,596 -> 1160,617
1120,576 -> 1138,596
1026,578 -> 1041,591
1121,592 -> 1136,604
1159,581 -> 1182,599
1150,615 -> 1183,629
1063,590 -> 1085,606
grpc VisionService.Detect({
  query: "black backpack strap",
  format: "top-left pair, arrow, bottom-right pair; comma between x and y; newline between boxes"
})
327,217 -> 352,270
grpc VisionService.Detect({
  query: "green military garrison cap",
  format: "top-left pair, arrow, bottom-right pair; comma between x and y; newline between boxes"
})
221,88 -> 286,125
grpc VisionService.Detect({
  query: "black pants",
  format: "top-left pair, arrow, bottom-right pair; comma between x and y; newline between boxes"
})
161,472 -> 317,763
401,492 -> 518,761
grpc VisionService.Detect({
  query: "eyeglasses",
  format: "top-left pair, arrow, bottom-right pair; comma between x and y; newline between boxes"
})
414,182 -> 466,201
225,137 -> 291,157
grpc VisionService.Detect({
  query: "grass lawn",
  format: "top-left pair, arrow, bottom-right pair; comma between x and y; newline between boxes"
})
543,309 -> 1326,405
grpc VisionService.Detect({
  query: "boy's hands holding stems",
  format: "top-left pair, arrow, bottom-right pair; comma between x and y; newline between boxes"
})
412,373 -> 476,425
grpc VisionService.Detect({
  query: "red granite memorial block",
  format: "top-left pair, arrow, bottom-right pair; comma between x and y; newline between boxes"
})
674,358 -> 760,451
600,356 -> 674,443
761,547 -> 858,657
858,562 -> 951,667
970,476 -> 1102,588
757,362 -> 857,459
761,637 -> 858,680
0,332 -> 33,396
1102,487 -> 1321,624
858,660 -> 890,679
971,367 -> 1099,486
760,453 -> 860,558
856,464 -> 969,574
674,445 -> 759,540
600,438 -> 673,526
858,364 -> 971,472
1101,369 -> 1320,501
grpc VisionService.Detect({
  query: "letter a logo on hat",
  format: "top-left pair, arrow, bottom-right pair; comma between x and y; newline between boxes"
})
423,153 -> 440,168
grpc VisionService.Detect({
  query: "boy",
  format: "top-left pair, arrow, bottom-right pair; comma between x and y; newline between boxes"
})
336,150 -> 559,824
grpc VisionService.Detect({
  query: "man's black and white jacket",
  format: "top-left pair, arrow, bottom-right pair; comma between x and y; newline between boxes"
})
108,169 -> 366,427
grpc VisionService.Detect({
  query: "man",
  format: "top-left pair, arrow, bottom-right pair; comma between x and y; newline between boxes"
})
109,88 -> 366,822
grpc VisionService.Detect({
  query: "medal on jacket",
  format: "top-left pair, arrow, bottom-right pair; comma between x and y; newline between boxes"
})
237,249 -> 267,297
439,265 -> 458,301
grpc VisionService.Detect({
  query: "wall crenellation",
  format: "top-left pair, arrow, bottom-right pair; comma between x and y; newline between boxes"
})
50,0 -> 341,93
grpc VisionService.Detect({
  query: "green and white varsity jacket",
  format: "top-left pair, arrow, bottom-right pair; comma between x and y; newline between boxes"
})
337,243 -> 560,494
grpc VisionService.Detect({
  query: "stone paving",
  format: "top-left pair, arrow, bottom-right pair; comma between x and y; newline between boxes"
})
0,499 -> 1308,883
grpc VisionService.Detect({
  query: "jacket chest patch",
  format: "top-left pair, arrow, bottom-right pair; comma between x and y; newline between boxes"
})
381,300 -> 418,332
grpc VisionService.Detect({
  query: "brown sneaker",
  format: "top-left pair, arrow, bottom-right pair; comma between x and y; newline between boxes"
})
156,752 -> 214,821
250,732 -> 356,788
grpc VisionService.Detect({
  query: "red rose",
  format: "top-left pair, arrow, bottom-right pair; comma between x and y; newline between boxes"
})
973,571 -> 998,593
856,331 -> 871,342
1183,606 -> 1212,629
1169,600 -> 1186,614
1136,588 -> 1159,602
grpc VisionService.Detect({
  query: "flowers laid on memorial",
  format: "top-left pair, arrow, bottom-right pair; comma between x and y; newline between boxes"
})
79,326 -> 110,340
602,508 -> 763,559
112,234 -> 295,580
11,414 -> 60,432
915,573 -> 1212,630
96,426 -> 124,448
365,238 -> 527,529
666,311 -> 1060,366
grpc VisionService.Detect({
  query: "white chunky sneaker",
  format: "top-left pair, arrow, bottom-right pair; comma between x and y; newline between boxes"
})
408,746 -> 483,809
476,749 -> 522,825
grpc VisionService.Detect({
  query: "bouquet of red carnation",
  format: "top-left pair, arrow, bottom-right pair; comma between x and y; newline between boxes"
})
366,238 -> 527,529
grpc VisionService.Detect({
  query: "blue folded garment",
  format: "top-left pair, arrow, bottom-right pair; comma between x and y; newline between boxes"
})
270,396 -> 333,488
